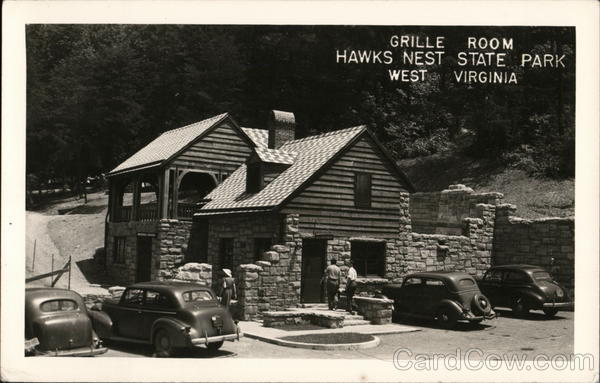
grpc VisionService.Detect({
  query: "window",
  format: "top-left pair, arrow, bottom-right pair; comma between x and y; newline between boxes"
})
144,290 -> 173,309
219,238 -> 234,270
458,278 -> 476,287
483,269 -> 503,282
254,238 -> 272,261
121,288 -> 144,305
354,173 -> 372,208
182,290 -> 215,303
425,279 -> 444,286
532,271 -> 552,281
505,270 -> 530,283
113,236 -> 126,264
403,277 -> 422,286
246,162 -> 262,193
351,240 -> 385,277
40,299 -> 78,312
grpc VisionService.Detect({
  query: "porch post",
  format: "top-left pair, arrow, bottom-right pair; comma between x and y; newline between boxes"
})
160,168 -> 170,219
131,175 -> 141,221
172,167 -> 179,219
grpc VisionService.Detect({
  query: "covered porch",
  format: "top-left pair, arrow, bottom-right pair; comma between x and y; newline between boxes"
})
108,166 -> 225,222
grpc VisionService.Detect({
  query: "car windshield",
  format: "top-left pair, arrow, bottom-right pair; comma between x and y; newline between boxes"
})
532,271 -> 553,281
40,299 -> 78,312
182,290 -> 214,303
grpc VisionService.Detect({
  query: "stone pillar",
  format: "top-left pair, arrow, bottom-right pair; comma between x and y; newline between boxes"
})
237,264 -> 263,320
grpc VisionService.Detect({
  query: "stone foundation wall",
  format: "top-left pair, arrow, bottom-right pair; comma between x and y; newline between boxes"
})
105,219 -> 195,284
494,204 -> 575,296
105,221 -> 159,284
410,184 -> 503,235
170,262 -> 212,286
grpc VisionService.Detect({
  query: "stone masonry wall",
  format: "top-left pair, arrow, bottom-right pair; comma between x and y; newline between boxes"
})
106,219 -> 195,284
236,214 -> 302,320
105,221 -> 159,284
206,213 -> 281,277
410,184 -> 503,235
494,204 -> 575,297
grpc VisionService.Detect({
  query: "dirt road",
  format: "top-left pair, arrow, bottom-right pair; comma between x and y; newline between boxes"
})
26,198 -> 111,294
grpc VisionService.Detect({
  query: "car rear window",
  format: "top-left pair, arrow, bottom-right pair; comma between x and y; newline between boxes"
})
40,299 -> 78,312
458,278 -> 476,287
182,290 -> 214,303
532,271 -> 552,281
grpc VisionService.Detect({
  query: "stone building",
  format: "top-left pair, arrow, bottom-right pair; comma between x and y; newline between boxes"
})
196,112 -> 418,305
104,112 -> 268,283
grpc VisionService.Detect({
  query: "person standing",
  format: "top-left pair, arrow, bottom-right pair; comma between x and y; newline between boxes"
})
218,268 -> 237,308
345,260 -> 357,313
322,258 -> 341,310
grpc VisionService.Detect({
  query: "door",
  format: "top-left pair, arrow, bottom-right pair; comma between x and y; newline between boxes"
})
136,236 -> 153,283
479,268 -> 504,306
115,288 -> 146,339
301,239 -> 327,303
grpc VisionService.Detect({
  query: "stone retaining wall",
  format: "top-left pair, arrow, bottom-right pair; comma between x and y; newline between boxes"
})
494,204 -> 575,296
410,184 -> 503,235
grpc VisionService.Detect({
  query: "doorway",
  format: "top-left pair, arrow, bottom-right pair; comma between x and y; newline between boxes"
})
136,236 -> 153,282
301,239 -> 327,303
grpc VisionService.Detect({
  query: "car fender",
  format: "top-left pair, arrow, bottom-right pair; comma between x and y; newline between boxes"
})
87,309 -> 113,340
150,317 -> 190,348
437,299 -> 464,316
514,289 -> 545,308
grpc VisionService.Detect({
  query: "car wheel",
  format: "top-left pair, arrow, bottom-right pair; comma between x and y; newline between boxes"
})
472,294 -> 492,315
154,329 -> 174,357
207,341 -> 224,352
543,308 -> 559,317
511,298 -> 529,316
436,308 -> 458,329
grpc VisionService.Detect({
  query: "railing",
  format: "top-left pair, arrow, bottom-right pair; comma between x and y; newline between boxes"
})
113,202 -> 198,222
139,203 -> 159,222
114,206 -> 132,222
178,203 -> 202,219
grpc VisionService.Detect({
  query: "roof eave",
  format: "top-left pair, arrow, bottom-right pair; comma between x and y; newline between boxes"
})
106,160 -> 164,178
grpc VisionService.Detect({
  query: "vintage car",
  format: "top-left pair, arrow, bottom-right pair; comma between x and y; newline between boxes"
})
25,288 -> 107,356
89,281 -> 242,357
382,271 -> 496,328
477,264 -> 573,317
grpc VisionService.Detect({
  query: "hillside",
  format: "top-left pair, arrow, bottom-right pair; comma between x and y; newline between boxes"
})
399,152 -> 574,219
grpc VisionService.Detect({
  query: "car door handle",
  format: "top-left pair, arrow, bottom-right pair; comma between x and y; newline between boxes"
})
137,310 -> 142,314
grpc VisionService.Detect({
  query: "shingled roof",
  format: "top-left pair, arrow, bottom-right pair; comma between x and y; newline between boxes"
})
198,125 -> 368,214
108,113 -> 249,176
241,128 -> 268,148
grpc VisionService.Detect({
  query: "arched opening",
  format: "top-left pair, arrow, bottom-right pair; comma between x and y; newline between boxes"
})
176,172 -> 217,218
115,177 -> 135,222
139,173 -> 159,221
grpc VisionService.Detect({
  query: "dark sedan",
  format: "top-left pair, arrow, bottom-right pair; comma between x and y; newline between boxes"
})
25,288 -> 107,356
478,264 -> 573,317
382,271 -> 496,328
88,281 -> 242,357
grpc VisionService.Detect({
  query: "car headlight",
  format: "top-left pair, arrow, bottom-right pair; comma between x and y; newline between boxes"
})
556,289 -> 564,298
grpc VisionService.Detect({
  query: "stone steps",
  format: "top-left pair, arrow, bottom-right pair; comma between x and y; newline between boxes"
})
343,319 -> 371,326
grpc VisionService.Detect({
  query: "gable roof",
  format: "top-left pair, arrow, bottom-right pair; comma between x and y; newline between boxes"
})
241,128 -> 268,148
199,126 -> 368,214
108,113 -> 250,176
252,147 -> 298,165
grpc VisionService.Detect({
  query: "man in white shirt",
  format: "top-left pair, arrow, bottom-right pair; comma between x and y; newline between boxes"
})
346,260 -> 358,313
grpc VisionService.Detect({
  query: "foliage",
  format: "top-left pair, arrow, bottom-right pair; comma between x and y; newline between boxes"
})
26,25 -> 575,190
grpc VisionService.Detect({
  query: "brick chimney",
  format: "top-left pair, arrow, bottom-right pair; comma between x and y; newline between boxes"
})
268,110 -> 295,149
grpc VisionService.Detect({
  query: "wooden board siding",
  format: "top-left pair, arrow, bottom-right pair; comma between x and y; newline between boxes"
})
169,122 -> 253,173
281,136 -> 408,237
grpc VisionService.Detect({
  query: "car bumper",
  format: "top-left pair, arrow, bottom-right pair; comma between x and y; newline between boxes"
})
190,332 -> 243,346
462,311 -> 496,321
33,345 -> 108,357
543,301 -> 573,310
